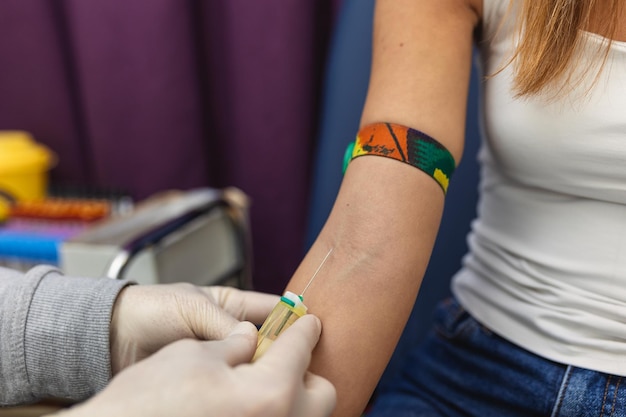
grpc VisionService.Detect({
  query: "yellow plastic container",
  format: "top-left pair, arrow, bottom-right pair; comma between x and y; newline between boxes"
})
0,131 -> 56,202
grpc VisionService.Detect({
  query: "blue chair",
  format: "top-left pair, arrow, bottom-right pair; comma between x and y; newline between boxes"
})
305,0 -> 481,393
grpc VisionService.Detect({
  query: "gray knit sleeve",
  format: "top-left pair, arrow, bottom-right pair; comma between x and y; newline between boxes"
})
0,265 -> 131,406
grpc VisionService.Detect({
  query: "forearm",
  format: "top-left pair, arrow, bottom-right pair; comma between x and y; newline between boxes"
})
286,157 -> 445,416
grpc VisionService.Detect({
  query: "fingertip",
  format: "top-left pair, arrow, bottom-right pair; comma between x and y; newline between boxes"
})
223,321 -> 258,364
298,314 -> 322,339
228,321 -> 258,340
201,322 -> 258,366
309,314 -> 322,333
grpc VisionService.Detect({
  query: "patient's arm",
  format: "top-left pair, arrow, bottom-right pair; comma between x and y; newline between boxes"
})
283,0 -> 481,415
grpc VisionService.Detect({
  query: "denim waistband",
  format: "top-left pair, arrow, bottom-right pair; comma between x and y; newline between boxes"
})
367,297 -> 626,417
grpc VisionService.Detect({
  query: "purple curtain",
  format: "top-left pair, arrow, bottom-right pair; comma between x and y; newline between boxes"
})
0,0 -> 342,294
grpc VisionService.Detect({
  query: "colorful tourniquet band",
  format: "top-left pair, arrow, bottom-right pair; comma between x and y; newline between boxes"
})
344,122 -> 456,194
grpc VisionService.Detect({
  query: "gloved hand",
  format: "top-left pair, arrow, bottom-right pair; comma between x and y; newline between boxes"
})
110,284 -> 279,374
58,315 -> 336,417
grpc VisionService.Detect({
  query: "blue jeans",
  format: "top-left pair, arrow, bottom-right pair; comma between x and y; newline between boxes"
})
366,297 -> 626,417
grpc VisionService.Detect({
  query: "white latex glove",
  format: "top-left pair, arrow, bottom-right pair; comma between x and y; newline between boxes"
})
56,315 -> 336,417
110,284 -> 279,374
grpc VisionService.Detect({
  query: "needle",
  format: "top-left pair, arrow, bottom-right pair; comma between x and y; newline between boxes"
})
300,248 -> 334,298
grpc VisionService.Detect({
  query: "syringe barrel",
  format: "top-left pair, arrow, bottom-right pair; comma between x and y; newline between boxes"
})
252,291 -> 307,361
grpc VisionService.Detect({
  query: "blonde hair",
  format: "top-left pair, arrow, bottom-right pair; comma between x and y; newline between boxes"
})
509,0 -> 622,98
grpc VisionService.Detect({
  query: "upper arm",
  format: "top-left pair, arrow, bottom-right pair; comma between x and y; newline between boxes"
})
361,0 -> 482,163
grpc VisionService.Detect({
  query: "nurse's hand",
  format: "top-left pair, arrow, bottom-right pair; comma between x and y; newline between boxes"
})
58,315 -> 336,417
110,284 -> 279,374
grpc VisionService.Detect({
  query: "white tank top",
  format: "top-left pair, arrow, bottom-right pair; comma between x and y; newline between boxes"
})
452,0 -> 626,375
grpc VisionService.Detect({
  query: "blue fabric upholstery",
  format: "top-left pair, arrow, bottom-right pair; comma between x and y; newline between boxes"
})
305,0 -> 481,391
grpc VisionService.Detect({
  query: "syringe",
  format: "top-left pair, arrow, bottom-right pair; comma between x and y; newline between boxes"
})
252,248 -> 333,361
